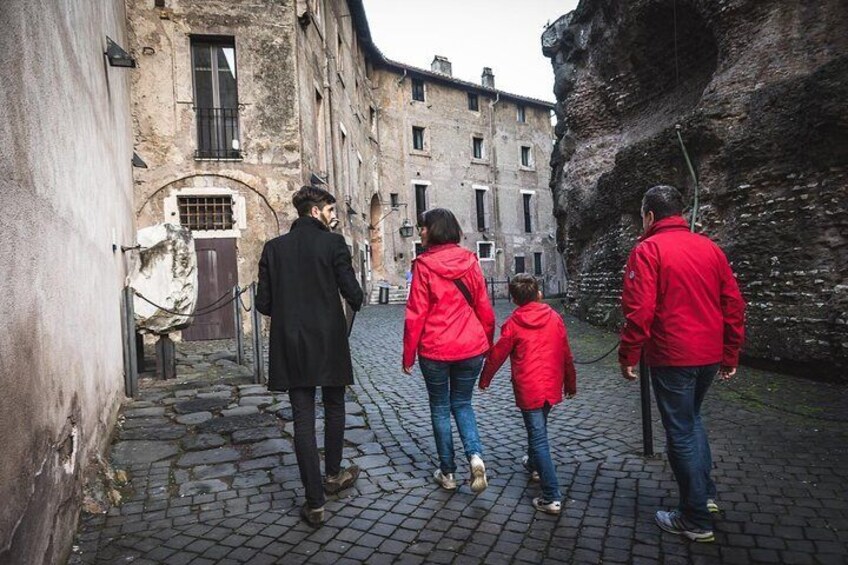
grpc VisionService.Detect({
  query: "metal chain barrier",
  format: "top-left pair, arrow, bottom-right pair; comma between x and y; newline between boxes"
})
133,286 -> 249,318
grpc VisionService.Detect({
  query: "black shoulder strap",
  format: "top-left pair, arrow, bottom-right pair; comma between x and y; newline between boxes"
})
453,279 -> 473,307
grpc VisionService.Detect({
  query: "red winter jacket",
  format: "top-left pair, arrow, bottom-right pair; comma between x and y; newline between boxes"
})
619,216 -> 746,368
403,244 -> 495,368
479,302 -> 577,410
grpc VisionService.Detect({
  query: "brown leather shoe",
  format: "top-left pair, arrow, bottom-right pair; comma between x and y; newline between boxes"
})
300,503 -> 324,527
324,465 -> 361,494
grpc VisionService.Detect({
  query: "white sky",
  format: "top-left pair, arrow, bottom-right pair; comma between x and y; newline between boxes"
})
361,0 -> 580,102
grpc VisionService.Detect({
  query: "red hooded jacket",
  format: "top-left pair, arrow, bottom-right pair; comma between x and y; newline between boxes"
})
479,302 -> 577,411
403,244 -> 495,368
619,216 -> 746,368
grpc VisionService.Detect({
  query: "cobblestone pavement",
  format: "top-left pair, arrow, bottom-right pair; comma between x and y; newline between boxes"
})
71,303 -> 848,564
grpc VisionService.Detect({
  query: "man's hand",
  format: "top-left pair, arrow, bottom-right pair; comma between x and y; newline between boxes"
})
620,364 -> 638,381
402,366 -> 413,375
719,366 -> 736,381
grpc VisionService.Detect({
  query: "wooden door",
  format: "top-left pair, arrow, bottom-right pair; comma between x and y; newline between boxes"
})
183,238 -> 237,341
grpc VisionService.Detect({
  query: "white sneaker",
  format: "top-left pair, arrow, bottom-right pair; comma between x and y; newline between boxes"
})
469,454 -> 488,493
433,469 -> 457,490
532,497 -> 562,515
706,498 -> 719,513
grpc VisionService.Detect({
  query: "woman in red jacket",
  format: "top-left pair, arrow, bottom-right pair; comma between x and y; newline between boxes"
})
403,208 -> 495,493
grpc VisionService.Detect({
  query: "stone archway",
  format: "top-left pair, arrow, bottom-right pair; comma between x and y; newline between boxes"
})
369,194 -> 385,281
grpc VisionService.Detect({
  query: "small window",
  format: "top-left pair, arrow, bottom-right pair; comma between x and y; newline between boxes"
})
336,33 -> 345,76
467,92 -> 479,111
521,146 -> 532,167
414,242 -> 426,257
517,105 -> 526,123
412,126 -> 425,151
534,252 -> 543,276
515,256 -> 526,274
412,78 -> 425,102
475,189 -> 486,230
369,106 -> 377,135
178,195 -> 234,230
414,184 -> 428,220
472,137 -> 484,159
523,193 -> 532,233
477,242 -> 494,260
390,193 -> 400,209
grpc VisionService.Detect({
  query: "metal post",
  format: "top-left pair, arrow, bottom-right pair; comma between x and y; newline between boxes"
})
122,286 -> 139,398
155,335 -> 176,379
233,286 -> 244,365
251,283 -> 265,385
639,353 -> 654,456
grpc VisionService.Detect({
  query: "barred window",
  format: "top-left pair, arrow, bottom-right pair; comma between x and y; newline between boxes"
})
178,196 -> 234,230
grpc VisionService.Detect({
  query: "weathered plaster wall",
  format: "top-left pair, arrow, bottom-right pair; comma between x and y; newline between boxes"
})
0,0 -> 135,561
544,0 -> 848,377
374,68 -> 558,289
127,0 -> 299,290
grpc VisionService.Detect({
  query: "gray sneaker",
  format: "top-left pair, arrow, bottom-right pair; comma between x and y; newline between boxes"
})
655,510 -> 715,542
325,465 -> 360,494
433,469 -> 457,490
469,454 -> 488,493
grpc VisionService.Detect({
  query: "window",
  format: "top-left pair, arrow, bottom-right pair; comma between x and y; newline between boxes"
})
521,146 -> 532,167
517,105 -> 526,123
472,137 -> 484,159
412,78 -> 425,101
340,127 -> 350,196
369,106 -> 377,135
412,126 -> 425,151
477,242 -> 494,260
475,189 -> 486,230
515,256 -> 526,274
468,92 -> 479,111
191,37 -> 240,159
314,90 -> 326,172
534,252 -> 543,276
390,193 -> 400,209
336,33 -> 344,76
414,242 -> 426,257
414,184 -> 427,220
523,193 -> 533,233
178,196 -> 234,230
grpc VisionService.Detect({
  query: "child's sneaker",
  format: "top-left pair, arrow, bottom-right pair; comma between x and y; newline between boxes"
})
469,454 -> 488,493
532,497 -> 562,515
433,469 -> 457,490
706,498 -> 719,513
655,510 -> 715,542
521,455 -> 541,482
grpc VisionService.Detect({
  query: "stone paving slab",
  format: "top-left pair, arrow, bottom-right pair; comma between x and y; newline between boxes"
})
71,304 -> 848,564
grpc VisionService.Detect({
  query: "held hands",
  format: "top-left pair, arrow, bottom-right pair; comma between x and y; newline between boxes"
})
620,364 -> 638,381
402,366 -> 413,375
719,366 -> 736,381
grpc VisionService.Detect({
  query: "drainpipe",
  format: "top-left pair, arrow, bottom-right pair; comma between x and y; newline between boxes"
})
489,92 -> 502,278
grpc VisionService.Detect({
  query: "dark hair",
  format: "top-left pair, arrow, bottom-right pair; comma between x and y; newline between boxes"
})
293,185 -> 336,217
641,185 -> 684,221
418,208 -> 462,246
509,274 -> 539,306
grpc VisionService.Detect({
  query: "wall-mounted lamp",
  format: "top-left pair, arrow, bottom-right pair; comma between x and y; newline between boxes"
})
132,152 -> 147,168
105,37 -> 136,68
369,201 -> 415,239
398,218 -> 414,238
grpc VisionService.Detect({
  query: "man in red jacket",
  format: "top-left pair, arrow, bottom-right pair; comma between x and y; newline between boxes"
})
619,185 -> 746,543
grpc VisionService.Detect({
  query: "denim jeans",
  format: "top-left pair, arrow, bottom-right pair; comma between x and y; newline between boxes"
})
419,355 -> 485,474
651,364 -> 719,530
289,386 -> 346,509
522,403 -> 562,502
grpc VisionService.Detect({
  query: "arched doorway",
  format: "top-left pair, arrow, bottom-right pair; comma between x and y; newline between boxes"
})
369,194 -> 385,281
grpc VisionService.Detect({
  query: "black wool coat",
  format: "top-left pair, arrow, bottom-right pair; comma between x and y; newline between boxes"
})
256,217 -> 364,391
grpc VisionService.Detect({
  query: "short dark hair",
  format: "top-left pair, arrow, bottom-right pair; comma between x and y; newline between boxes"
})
641,185 -> 684,221
293,185 -> 336,217
509,274 -> 539,306
418,208 -> 462,245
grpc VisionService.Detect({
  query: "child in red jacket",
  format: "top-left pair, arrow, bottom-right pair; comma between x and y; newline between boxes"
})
479,274 -> 577,515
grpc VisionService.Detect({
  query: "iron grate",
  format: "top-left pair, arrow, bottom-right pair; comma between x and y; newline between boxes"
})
178,195 -> 234,231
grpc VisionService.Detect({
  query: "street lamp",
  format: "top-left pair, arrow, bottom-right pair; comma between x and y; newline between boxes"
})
369,201 -> 414,238
105,37 -> 136,68
398,218 -> 414,238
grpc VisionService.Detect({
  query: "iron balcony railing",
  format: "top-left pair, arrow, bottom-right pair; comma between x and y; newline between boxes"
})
194,107 -> 241,159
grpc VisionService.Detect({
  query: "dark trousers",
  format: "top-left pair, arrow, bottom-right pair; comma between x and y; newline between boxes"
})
288,386 -> 346,509
651,364 -> 719,530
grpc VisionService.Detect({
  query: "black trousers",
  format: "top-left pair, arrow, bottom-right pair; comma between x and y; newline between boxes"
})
288,386 -> 346,508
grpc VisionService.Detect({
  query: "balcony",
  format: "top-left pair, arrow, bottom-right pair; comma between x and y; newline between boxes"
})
194,107 -> 241,160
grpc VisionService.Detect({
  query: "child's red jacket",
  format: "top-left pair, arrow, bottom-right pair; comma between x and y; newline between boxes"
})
479,302 -> 577,410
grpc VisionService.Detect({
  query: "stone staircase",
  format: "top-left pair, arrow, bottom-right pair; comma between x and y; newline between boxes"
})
368,285 -> 408,305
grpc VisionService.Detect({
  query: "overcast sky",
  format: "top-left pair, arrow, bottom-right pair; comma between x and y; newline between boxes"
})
361,0 -> 580,102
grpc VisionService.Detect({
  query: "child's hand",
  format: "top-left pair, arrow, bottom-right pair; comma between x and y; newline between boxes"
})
564,393 -> 576,400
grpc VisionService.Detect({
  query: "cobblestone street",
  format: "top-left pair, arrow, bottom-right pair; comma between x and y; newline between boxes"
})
71,303 -> 848,564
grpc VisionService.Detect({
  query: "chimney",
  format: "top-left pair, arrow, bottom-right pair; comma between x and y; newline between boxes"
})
431,55 -> 452,76
481,67 -> 495,89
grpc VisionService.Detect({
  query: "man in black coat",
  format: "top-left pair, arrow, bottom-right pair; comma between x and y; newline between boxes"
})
256,185 -> 364,526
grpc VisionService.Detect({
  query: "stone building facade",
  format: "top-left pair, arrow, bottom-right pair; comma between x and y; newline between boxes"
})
127,0 -> 557,333
0,1 -> 137,562
542,0 -> 848,377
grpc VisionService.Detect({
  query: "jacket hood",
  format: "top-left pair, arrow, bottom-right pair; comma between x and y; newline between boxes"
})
512,301 -> 554,329
640,215 -> 689,241
416,244 -> 478,279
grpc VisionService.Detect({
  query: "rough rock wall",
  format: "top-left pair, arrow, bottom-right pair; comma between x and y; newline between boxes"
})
543,0 -> 848,378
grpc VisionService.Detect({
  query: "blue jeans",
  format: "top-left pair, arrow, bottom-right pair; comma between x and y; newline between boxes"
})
419,355 -> 485,474
651,364 -> 719,530
522,403 -> 562,502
